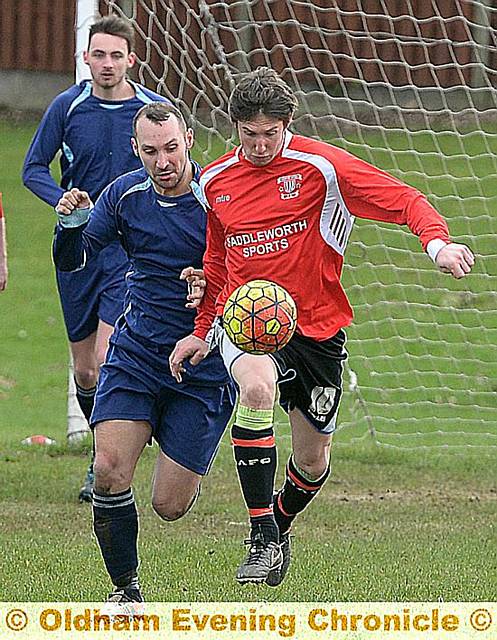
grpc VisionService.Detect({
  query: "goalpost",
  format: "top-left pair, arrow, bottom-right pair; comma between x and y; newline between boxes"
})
73,0 -> 497,453
66,0 -> 101,444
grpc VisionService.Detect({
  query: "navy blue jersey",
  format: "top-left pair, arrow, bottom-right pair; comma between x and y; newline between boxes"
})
23,79 -> 168,207
53,167 -> 229,386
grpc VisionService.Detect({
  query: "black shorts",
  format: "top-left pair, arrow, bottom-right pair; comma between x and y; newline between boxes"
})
273,330 -> 347,433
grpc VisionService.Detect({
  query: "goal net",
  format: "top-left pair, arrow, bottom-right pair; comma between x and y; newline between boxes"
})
95,0 -> 497,453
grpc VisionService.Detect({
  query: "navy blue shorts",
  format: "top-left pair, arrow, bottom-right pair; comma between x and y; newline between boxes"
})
55,242 -> 128,342
91,326 -> 235,475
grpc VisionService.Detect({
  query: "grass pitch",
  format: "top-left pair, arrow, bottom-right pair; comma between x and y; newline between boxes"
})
0,118 -> 495,601
0,441 -> 495,601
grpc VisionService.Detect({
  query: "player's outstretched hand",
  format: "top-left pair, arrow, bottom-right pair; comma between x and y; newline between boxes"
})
180,266 -> 206,308
169,334 -> 209,383
436,243 -> 475,279
56,188 -> 93,216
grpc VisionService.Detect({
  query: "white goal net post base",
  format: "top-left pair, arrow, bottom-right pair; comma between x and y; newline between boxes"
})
69,0 -> 496,454
67,361 -> 91,444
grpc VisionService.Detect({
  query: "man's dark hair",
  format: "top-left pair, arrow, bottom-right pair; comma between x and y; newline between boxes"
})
132,102 -> 188,137
229,67 -> 298,126
88,15 -> 135,53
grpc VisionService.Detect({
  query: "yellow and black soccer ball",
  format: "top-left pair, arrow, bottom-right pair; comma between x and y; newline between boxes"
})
223,280 -> 297,354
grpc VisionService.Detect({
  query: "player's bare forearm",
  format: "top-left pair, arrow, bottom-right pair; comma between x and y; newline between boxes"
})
435,242 -> 475,279
180,266 -> 206,308
169,334 -> 209,382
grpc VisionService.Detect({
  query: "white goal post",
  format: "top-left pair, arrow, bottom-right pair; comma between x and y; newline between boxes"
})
66,0 -> 100,444
72,0 -> 497,454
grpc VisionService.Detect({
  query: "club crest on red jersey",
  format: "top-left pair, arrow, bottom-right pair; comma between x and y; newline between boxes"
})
277,173 -> 302,200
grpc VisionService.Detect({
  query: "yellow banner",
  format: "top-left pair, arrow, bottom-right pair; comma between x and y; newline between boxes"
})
0,603 -> 494,639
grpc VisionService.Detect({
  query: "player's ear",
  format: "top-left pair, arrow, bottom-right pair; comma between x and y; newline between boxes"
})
83,50 -> 89,65
131,137 -> 139,156
185,128 -> 194,150
127,52 -> 136,69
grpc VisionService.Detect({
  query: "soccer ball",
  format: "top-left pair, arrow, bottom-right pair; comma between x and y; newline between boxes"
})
223,280 -> 297,354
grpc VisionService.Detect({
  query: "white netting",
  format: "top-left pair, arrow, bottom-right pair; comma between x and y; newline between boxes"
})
99,0 -> 497,452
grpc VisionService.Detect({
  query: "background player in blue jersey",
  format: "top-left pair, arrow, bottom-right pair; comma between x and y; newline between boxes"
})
22,16 -> 168,502
53,102 -> 234,603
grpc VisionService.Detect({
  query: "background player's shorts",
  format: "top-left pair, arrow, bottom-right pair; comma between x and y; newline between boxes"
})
215,324 -> 347,435
55,241 -> 128,342
91,324 -> 235,475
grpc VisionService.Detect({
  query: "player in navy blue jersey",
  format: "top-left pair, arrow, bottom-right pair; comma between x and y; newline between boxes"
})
53,102 -> 234,603
22,15 -> 169,502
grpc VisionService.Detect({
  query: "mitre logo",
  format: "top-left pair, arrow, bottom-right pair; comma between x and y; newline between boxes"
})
277,173 -> 302,200
215,194 -> 231,204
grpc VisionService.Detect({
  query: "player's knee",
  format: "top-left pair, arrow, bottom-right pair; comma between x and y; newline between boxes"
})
93,452 -> 129,492
152,497 -> 189,521
152,484 -> 200,521
73,364 -> 98,390
240,377 -> 275,408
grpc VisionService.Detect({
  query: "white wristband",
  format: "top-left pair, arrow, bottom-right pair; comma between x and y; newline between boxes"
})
55,207 -> 91,228
426,239 -> 448,263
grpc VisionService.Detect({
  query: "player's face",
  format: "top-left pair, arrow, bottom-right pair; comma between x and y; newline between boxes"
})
84,33 -> 135,90
132,115 -> 194,196
237,115 -> 287,166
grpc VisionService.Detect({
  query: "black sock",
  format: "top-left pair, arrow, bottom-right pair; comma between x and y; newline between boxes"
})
92,488 -> 139,587
75,381 -> 96,477
74,379 -> 96,422
231,424 -> 278,542
274,456 -> 330,535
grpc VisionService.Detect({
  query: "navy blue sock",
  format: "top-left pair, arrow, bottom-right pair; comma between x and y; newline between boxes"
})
92,488 -> 139,587
74,379 -> 96,423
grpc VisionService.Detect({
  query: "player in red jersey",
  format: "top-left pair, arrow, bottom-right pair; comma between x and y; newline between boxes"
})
170,67 -> 475,586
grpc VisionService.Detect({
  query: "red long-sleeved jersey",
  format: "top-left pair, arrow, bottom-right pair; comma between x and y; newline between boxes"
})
194,131 -> 450,341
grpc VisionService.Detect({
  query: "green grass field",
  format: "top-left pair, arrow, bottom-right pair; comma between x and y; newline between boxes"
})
0,118 -> 495,602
